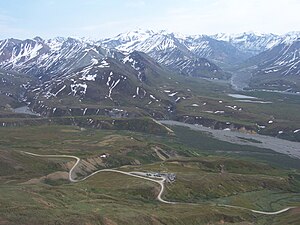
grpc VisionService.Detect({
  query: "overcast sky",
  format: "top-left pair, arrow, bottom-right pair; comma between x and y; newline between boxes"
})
0,0 -> 299,39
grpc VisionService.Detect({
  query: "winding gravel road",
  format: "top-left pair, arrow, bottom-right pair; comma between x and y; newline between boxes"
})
21,151 -> 295,215
21,151 -> 172,204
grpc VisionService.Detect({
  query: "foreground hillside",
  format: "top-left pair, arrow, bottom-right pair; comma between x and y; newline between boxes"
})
0,124 -> 300,225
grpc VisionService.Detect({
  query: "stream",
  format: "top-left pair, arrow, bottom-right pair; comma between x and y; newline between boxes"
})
160,120 -> 300,159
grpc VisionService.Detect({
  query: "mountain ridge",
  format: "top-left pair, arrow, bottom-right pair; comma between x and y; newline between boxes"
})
0,29 -> 299,116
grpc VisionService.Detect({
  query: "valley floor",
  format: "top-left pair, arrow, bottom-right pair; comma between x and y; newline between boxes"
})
161,120 -> 300,159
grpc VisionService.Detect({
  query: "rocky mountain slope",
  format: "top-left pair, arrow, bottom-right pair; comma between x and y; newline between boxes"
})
0,30 -> 299,118
243,32 -> 300,91
212,32 -> 282,56
102,30 -> 229,79
183,35 -> 250,66
23,51 -> 180,118
0,37 -> 122,80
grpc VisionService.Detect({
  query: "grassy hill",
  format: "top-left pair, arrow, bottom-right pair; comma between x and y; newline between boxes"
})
0,123 -> 299,224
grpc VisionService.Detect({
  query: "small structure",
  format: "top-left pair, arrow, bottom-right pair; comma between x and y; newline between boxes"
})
100,153 -> 109,158
166,173 -> 176,182
145,172 -> 176,183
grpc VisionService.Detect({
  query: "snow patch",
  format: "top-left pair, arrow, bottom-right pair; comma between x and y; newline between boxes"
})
257,124 -> 266,129
168,92 -> 178,97
54,85 -> 66,96
108,79 -> 121,99
83,108 -> 87,115
150,94 -> 156,100
225,105 -> 238,110
70,83 -> 87,96
175,97 -> 181,102
98,60 -> 110,68
214,111 -> 225,114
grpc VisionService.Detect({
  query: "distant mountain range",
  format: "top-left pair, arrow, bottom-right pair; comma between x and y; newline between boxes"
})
0,30 -> 299,117
0,30 -> 299,80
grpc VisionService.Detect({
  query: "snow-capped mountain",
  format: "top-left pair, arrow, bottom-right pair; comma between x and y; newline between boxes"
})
0,31 -> 228,81
0,29 -> 299,114
0,37 -> 118,81
183,35 -> 250,65
212,32 -> 282,56
101,29 -> 155,50
3,30 -> 298,85
247,34 -> 300,91
103,30 -> 228,79
0,35 -> 184,117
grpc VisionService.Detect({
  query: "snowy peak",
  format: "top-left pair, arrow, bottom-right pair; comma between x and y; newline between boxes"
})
253,39 -> 300,76
102,29 -> 188,54
0,37 -> 113,79
212,32 -> 282,56
213,31 -> 268,41
102,30 -> 227,79
247,35 -> 300,92
46,37 -> 66,51
183,35 -> 250,64
0,38 -> 49,67
281,31 -> 300,45
0,30 -> 299,94
114,29 -> 154,42
101,29 -> 154,50
132,33 -> 189,53
102,30 -> 300,69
